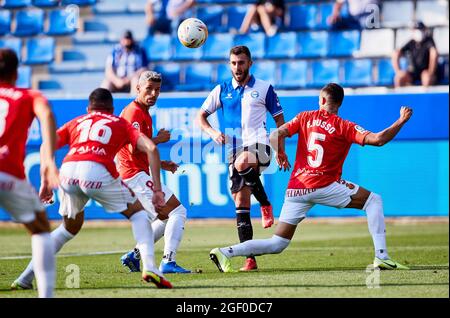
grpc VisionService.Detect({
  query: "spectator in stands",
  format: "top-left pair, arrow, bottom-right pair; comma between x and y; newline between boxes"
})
328,0 -> 380,30
101,30 -> 148,95
392,21 -> 438,88
239,0 -> 285,37
146,0 -> 171,35
166,0 -> 196,34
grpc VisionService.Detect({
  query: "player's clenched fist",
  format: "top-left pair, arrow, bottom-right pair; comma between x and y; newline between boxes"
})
211,130 -> 227,144
399,106 -> 413,123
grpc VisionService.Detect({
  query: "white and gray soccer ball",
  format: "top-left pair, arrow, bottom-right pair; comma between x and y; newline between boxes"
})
177,18 -> 208,49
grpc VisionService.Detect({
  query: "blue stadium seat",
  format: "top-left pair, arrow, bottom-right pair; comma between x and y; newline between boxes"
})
14,10 -> 44,37
39,71 -> 104,95
328,30 -> 360,57
233,33 -> 265,59
17,66 -> 32,89
142,35 -> 172,62
217,63 -> 231,83
154,63 -> 181,91
62,0 -> 97,6
47,9 -> 78,35
227,6 -> 248,31
377,59 -> 395,86
438,56 -> 449,85
62,44 -> 112,69
172,39 -> 203,61
203,33 -> 234,60
277,60 -> 308,90
0,38 -> 22,60
318,3 -> 333,29
252,60 -> 276,83
265,32 -> 297,59
197,5 -> 224,33
0,10 -> 11,35
296,31 -> 328,58
288,4 -> 318,30
24,38 -> 55,64
177,63 -> 213,91
33,0 -> 60,7
1,0 -> 31,8
343,59 -> 373,87
310,59 -> 340,88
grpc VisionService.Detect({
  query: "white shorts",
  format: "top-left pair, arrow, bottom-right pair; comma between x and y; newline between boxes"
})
58,161 -> 137,219
124,171 -> 174,220
0,172 -> 44,223
279,180 -> 360,225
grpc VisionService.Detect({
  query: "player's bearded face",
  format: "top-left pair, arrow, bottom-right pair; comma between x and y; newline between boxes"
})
138,81 -> 161,107
230,54 -> 251,83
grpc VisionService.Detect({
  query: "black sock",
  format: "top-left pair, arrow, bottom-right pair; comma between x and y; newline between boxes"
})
236,209 -> 256,261
238,167 -> 270,206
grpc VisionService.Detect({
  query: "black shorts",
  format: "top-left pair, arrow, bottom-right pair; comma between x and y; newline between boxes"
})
228,143 -> 272,193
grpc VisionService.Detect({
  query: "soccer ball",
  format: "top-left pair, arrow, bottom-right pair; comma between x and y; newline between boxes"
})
177,18 -> 208,48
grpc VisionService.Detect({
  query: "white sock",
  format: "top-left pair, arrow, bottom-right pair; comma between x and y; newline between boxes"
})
364,192 -> 389,260
221,235 -> 290,258
31,233 -> 55,298
162,205 -> 186,263
130,210 -> 158,274
18,224 -> 74,286
152,218 -> 167,243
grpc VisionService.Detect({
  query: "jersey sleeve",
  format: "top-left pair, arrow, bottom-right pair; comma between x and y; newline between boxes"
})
123,120 -> 142,149
121,107 -> 143,132
56,122 -> 71,149
265,85 -> 283,118
342,120 -> 371,145
201,84 -> 222,115
285,113 -> 302,137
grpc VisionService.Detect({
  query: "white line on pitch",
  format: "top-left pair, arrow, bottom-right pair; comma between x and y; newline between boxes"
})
0,250 -> 127,260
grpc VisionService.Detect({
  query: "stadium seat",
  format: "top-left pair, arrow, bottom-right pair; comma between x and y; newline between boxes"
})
277,60 -> 308,89
265,32 -> 297,59
328,30 -> 360,57
142,35 -> 172,61
217,63 -> 231,83
354,29 -> 394,57
317,2 -> 334,29
0,38 -> 22,60
377,58 -> 395,86
233,33 -> 265,59
62,44 -> 112,69
62,0 -> 97,6
84,14 -> 147,41
416,0 -> 449,27
33,0 -> 60,7
197,5 -> 224,33
17,66 -> 32,89
343,59 -> 373,87
381,1 -> 414,28
1,0 -> 31,8
92,1 -> 128,14
0,10 -> 11,35
203,33 -> 234,60
227,6 -> 248,31
434,27 -> 449,55
39,71 -> 104,95
153,63 -> 181,91
177,63 -> 213,91
288,4 -> 318,30
437,56 -> 449,84
24,37 -> 55,64
47,9 -> 78,36
395,28 -> 413,50
172,38 -> 203,61
252,60 -> 276,83
296,31 -> 328,58
13,10 -> 44,37
310,59 -> 340,88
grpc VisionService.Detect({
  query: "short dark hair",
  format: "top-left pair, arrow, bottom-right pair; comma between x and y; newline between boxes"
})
321,83 -> 344,107
0,48 -> 19,81
88,88 -> 114,111
230,45 -> 252,60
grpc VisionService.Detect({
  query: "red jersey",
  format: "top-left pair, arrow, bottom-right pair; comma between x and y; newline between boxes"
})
117,101 -> 153,180
286,109 -> 370,189
57,111 -> 141,179
0,83 -> 47,179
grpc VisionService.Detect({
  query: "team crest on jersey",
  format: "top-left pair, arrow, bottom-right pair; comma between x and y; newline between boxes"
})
132,122 -> 140,130
354,125 -> 367,134
251,90 -> 259,98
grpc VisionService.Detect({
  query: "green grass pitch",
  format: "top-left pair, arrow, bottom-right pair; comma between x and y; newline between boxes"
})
0,219 -> 448,298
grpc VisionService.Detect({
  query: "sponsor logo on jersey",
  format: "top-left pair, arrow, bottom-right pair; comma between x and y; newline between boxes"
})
132,122 -> 140,130
354,125 -> 367,134
251,90 -> 259,98
286,189 -> 317,197
0,145 -> 9,159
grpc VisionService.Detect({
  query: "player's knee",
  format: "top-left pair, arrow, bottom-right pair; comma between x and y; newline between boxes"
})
364,192 -> 383,211
269,235 -> 290,254
169,204 -> 187,219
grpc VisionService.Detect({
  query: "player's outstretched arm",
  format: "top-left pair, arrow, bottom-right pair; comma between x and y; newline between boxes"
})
364,106 -> 413,147
136,135 -> 165,208
269,123 -> 291,171
196,109 -> 226,144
